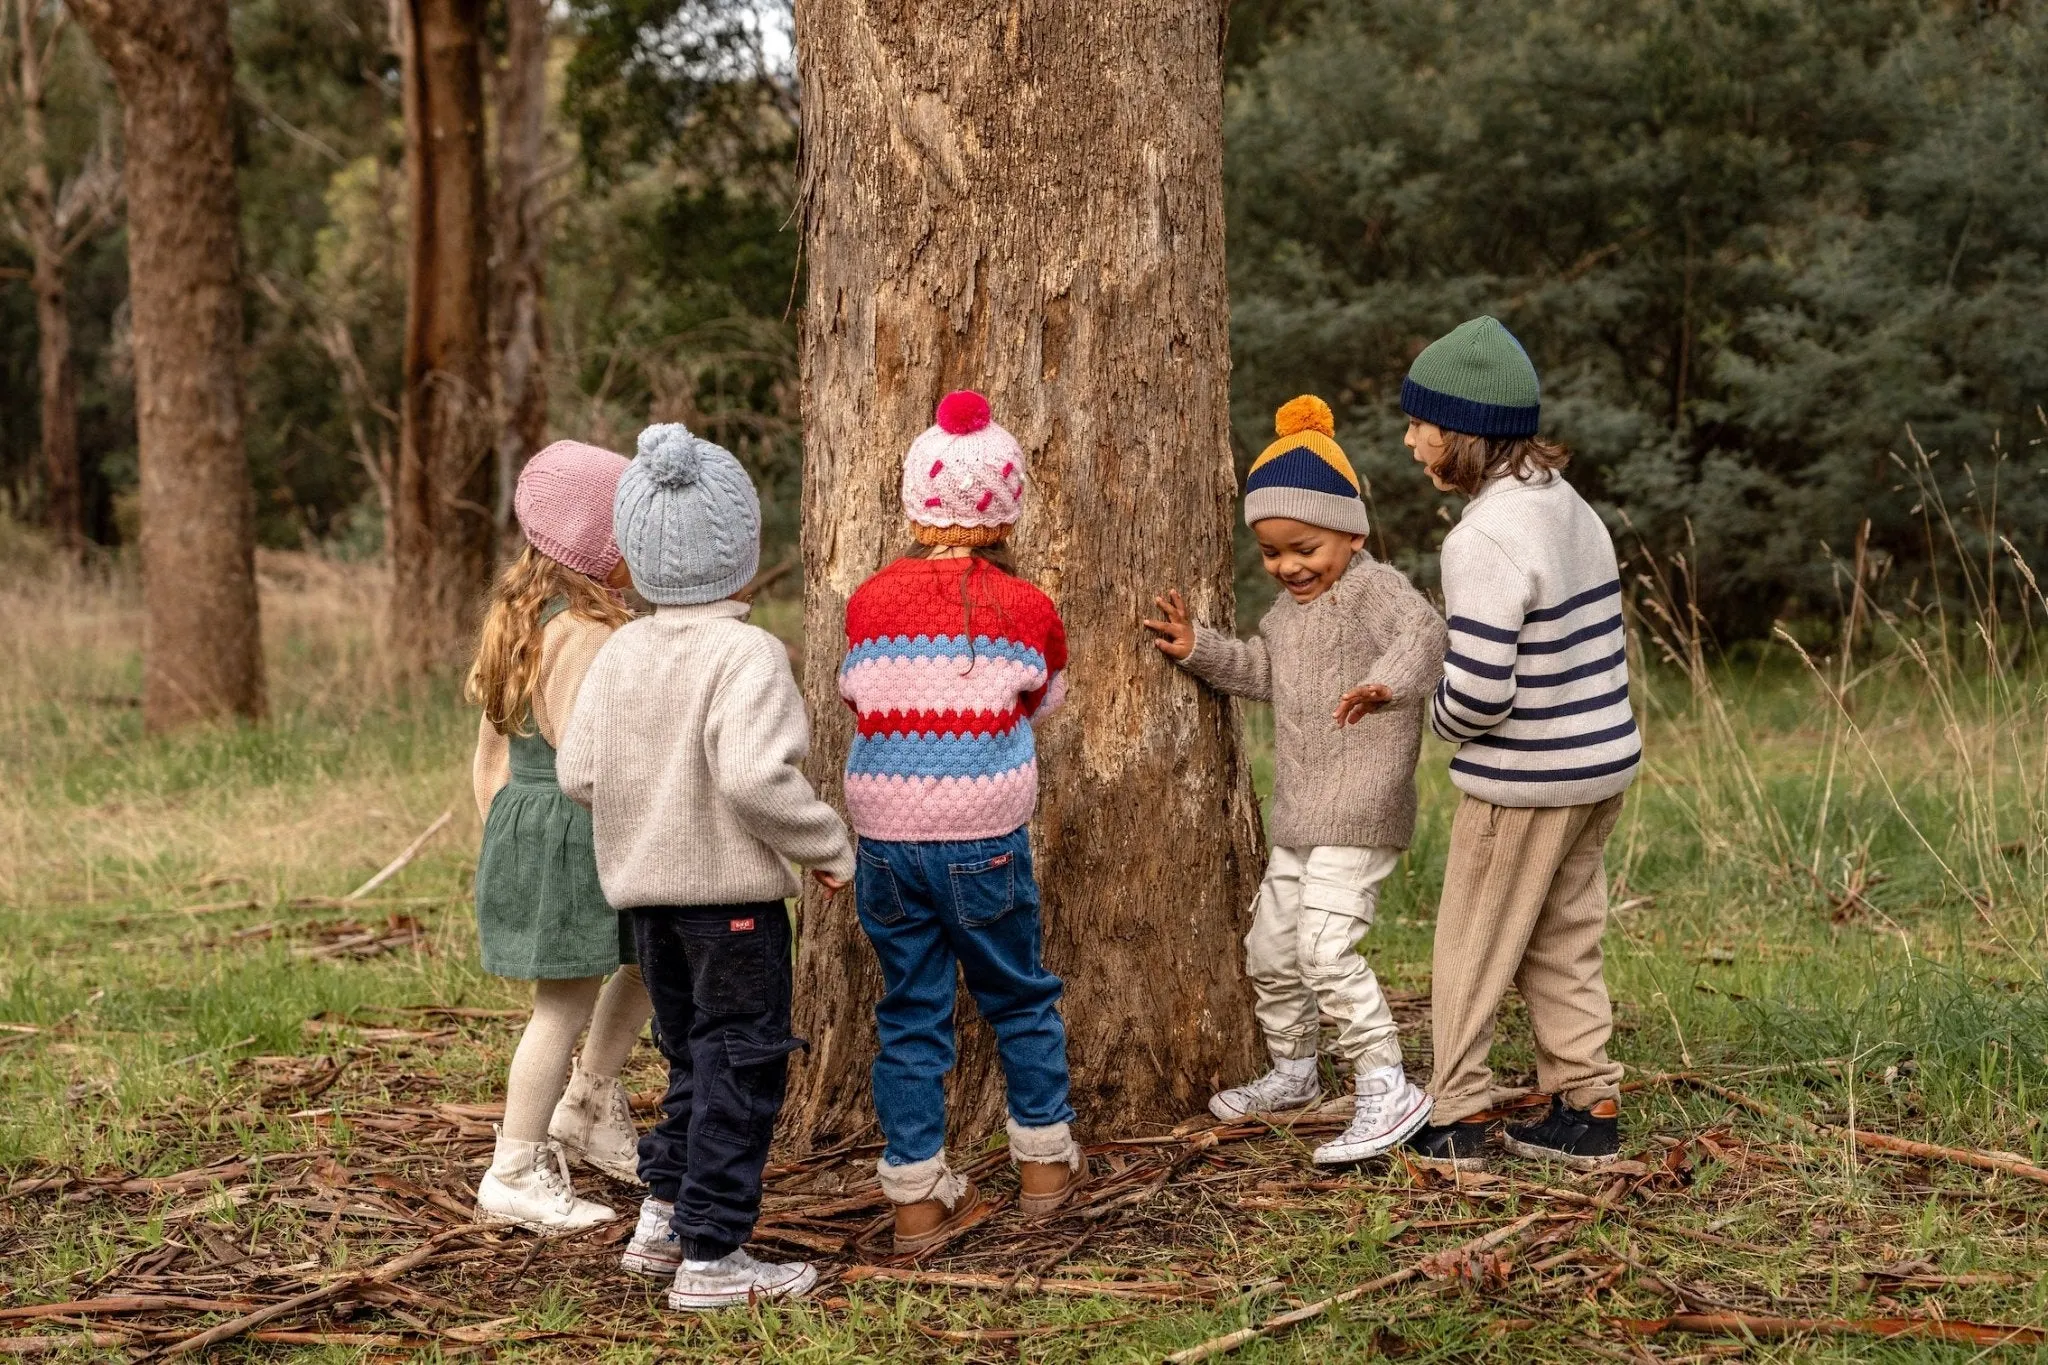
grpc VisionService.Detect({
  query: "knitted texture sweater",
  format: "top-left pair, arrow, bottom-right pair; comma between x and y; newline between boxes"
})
1179,556 -> 1447,850
471,609 -> 614,819
1429,472 -> 1641,807
558,601 -> 854,906
838,556 -> 1068,842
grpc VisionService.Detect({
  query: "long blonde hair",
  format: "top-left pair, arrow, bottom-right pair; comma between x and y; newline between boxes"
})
466,545 -> 633,736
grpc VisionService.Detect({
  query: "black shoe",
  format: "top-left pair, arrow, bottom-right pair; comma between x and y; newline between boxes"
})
1501,1096 -> 1621,1170
1403,1116 -> 1495,1172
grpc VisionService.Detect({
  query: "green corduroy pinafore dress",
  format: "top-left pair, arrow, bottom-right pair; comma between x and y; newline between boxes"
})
473,599 -> 635,980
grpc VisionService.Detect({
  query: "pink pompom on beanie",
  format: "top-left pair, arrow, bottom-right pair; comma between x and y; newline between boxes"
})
900,390 -> 1025,548
514,439 -> 630,580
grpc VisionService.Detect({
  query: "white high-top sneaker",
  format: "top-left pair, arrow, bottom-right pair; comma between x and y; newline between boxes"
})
1209,1060 -> 1322,1121
549,1064 -> 644,1185
474,1131 -> 617,1234
621,1196 -> 682,1279
1313,1063 -> 1433,1165
666,1249 -> 818,1312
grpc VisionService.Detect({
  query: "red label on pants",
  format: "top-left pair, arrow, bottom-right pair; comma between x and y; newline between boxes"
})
729,918 -> 755,932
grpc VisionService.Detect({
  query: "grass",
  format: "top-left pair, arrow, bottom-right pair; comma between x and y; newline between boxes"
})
2,522 -> 2047,1361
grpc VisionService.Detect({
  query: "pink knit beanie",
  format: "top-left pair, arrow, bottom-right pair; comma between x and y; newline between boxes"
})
900,390 -> 1025,548
514,440 -> 630,580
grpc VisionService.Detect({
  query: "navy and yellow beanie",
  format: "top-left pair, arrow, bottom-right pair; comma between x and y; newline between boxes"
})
1243,395 -> 1368,535
1400,316 -> 1541,438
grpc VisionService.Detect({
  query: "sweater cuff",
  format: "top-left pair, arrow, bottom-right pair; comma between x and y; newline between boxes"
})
1180,624 -> 1230,684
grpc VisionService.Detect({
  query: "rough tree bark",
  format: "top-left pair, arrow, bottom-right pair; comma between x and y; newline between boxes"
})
489,0 -> 550,535
785,0 -> 1263,1147
391,0 -> 494,671
70,0 -> 263,728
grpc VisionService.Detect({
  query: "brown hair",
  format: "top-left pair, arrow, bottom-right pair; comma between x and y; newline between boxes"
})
1425,431 -> 1571,497
906,540 -> 1016,669
465,544 -> 633,736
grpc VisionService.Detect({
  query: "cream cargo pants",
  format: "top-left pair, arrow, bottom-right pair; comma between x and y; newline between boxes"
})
1244,845 -> 1403,1071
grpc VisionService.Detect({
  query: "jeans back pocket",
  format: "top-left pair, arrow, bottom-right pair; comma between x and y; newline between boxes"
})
856,845 -> 909,927
948,850 -> 1017,928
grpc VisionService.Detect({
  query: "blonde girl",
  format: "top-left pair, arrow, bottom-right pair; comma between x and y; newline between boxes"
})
466,441 -> 651,1232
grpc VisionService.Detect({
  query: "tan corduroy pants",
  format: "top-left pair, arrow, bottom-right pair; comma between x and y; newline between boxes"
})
1428,793 -> 1627,1124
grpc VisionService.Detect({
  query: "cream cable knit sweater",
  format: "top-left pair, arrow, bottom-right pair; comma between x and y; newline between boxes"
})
1179,555 -> 1448,850
558,601 -> 854,907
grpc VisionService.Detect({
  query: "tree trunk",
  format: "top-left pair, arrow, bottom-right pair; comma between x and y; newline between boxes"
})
391,0 -> 493,671
489,0 -> 550,536
12,0 -> 82,551
785,0 -> 1263,1148
71,0 -> 264,729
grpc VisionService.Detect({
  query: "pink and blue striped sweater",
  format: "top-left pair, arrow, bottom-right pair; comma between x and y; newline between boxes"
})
838,556 -> 1068,842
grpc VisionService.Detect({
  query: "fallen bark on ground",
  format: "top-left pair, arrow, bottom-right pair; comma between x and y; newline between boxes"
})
1614,1312 -> 2047,1347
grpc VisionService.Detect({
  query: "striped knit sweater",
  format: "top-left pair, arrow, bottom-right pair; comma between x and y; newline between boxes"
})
1430,473 -> 1642,807
839,556 -> 1068,842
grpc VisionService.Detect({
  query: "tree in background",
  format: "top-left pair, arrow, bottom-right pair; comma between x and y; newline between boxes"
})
489,0 -> 552,533
70,0 -> 262,727
0,0 -> 119,553
1226,0 -> 2048,636
391,0 -> 493,672
785,0 -> 1264,1143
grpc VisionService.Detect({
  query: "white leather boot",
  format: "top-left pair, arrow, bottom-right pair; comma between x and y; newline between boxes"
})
474,1130 -> 616,1234
548,1064 -> 644,1185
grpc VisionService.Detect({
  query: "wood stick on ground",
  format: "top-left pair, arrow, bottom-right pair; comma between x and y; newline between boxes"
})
1650,1072 -> 2048,1186
839,1267 -> 1209,1303
1614,1312 -> 2047,1348
1164,1210 -> 1551,1364
0,1333 -> 139,1354
0,1297 -> 263,1323
343,809 -> 453,901
151,1223 -> 483,1359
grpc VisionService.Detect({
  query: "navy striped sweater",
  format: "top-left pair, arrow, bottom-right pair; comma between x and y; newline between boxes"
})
1429,473 -> 1641,807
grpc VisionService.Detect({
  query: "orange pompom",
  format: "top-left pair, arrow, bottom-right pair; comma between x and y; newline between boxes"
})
1274,394 -> 1335,439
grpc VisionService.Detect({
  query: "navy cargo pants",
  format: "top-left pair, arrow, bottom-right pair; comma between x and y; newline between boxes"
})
631,901 -> 801,1260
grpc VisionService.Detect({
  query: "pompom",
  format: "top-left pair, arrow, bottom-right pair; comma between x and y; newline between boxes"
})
935,389 -> 992,436
635,422 -> 702,488
1274,394 -> 1335,439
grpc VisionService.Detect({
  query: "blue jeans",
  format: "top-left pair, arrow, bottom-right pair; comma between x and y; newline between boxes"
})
855,830 -> 1074,1166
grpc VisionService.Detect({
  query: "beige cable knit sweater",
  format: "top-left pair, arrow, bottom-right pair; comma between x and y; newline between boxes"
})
1179,555 -> 1448,850
558,601 -> 854,907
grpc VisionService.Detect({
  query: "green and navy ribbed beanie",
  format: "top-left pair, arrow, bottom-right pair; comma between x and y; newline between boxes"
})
1400,316 -> 1541,439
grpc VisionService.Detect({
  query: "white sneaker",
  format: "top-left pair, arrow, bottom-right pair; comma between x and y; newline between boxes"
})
1209,1064 -> 1323,1121
549,1064 -> 644,1185
666,1248 -> 818,1312
474,1132 -> 616,1234
621,1196 -> 682,1279
1313,1065 -> 1433,1165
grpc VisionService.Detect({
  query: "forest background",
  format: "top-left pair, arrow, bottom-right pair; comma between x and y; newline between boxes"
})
4,0 -> 2044,637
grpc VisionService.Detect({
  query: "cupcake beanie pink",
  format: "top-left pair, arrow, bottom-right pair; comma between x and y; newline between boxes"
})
514,440 -> 630,581
900,390 -> 1025,548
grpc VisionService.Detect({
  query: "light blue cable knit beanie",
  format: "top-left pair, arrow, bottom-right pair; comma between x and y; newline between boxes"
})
612,423 -> 761,606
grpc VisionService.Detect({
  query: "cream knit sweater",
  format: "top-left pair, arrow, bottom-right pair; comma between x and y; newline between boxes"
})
1179,555 -> 1448,850
558,601 -> 854,907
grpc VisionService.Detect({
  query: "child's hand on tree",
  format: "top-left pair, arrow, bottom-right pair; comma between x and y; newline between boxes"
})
1142,590 -> 1195,660
812,868 -> 846,895
1334,683 -> 1393,726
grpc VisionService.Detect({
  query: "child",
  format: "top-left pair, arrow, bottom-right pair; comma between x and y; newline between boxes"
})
840,390 -> 1084,1253
1397,316 -> 1640,1172
1144,395 -> 1446,1165
558,423 -> 853,1310
469,440 -> 653,1234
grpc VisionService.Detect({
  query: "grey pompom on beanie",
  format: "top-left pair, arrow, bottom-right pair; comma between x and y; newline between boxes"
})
613,423 -> 761,606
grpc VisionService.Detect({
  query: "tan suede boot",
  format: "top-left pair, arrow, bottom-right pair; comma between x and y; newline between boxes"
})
892,1180 -> 983,1255
1017,1160 -> 1086,1217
